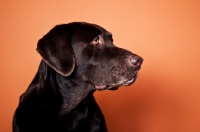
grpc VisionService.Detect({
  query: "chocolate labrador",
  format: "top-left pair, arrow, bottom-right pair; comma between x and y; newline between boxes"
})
13,22 -> 143,132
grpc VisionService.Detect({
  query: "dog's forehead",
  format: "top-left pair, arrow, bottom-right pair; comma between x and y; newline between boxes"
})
49,22 -> 113,45
70,22 -> 112,41
72,22 -> 106,32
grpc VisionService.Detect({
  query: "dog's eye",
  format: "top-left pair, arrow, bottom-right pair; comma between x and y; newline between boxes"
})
92,37 -> 99,45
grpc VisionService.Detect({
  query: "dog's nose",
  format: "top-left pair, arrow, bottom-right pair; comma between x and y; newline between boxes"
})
130,55 -> 143,67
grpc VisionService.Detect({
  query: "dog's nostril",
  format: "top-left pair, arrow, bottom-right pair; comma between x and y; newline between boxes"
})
130,56 -> 143,66
131,58 -> 138,64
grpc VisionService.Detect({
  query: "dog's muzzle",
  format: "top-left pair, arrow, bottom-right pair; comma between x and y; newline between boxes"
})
95,55 -> 143,91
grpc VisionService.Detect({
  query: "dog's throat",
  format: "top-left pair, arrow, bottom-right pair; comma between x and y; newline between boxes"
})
56,74 -> 94,115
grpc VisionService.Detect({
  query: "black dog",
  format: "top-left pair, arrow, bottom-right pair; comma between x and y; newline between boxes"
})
13,22 -> 143,132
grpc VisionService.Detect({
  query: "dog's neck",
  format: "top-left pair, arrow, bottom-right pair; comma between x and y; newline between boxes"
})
54,73 -> 95,116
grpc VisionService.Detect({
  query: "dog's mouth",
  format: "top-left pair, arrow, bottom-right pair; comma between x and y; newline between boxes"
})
94,72 -> 138,91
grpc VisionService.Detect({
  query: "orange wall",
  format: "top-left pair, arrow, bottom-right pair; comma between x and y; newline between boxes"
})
1,0 -> 200,132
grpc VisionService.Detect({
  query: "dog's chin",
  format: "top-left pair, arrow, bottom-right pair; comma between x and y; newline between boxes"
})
94,72 -> 138,91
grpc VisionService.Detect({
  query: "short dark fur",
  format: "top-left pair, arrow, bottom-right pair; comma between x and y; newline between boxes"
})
13,22 -> 143,132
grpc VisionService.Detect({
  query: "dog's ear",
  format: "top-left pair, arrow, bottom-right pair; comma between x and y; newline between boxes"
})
36,27 -> 75,76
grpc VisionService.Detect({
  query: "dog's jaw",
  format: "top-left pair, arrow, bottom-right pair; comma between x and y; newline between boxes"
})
94,72 -> 139,91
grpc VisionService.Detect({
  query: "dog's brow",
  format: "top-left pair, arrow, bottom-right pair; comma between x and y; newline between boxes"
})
106,32 -> 112,37
105,32 -> 113,42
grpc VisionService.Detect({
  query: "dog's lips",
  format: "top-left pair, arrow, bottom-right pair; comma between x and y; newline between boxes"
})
94,84 -> 119,91
95,72 -> 138,91
94,84 -> 107,91
123,73 -> 138,86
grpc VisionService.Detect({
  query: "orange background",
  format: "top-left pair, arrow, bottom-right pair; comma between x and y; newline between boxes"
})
1,0 -> 200,132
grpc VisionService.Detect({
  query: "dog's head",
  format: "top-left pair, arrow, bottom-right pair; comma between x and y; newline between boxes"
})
37,22 -> 143,90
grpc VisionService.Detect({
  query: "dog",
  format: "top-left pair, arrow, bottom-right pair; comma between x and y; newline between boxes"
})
13,22 -> 143,132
